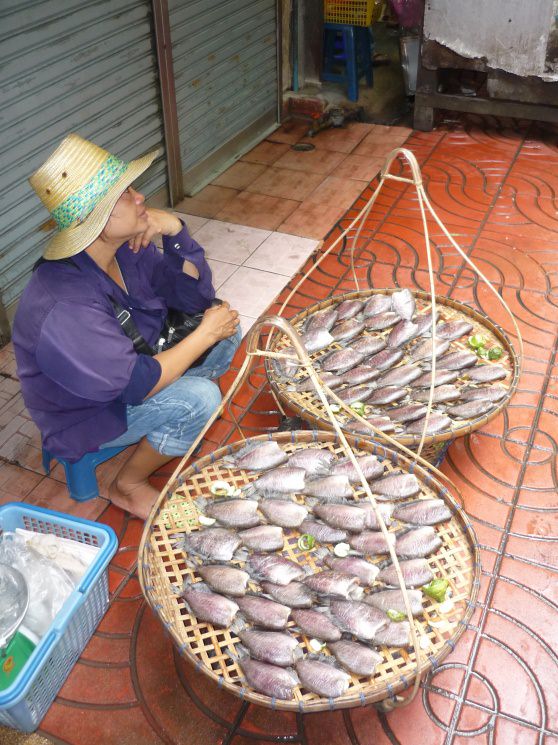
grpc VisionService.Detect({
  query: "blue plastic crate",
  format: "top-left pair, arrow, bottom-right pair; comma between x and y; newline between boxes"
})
0,502 -> 117,732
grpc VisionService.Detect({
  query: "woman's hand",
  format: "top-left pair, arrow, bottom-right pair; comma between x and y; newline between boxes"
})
198,302 -> 240,343
129,208 -> 182,253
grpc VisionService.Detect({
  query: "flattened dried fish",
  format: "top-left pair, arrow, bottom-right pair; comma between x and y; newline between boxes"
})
291,609 -> 341,641
237,595 -> 291,630
349,531 -> 395,554
329,600 -> 388,641
258,498 -> 308,528
364,588 -> 423,616
388,320 -> 419,348
338,364 -> 381,386
410,369 -> 460,389
224,440 -> 288,471
331,454 -> 384,483
373,620 -> 411,647
459,384 -> 507,402
262,581 -> 314,608
303,474 -> 353,500
377,559 -> 433,587
393,498 -> 452,526
466,364 -> 507,383
199,497 -> 260,529
414,384 -> 461,404
288,372 -> 344,392
198,565 -> 250,596
357,502 -> 395,530
329,640 -> 382,676
301,327 -> 335,353
351,335 -> 387,356
369,473 -> 421,499
331,317 -> 366,342
336,384 -> 375,405
236,650 -> 300,700
409,338 -> 451,362
435,350 -> 477,370
299,518 -> 348,544
247,554 -> 306,585
347,416 -> 395,435
435,320 -> 474,341
238,630 -> 302,667
447,399 -> 495,419
376,364 -> 422,387
367,386 -> 407,405
177,528 -> 241,562
391,289 -> 415,320
405,413 -> 452,435
305,307 -> 339,332
239,525 -> 285,552
313,503 -> 368,532
366,347 -> 404,371
181,581 -> 239,627
303,571 -> 363,600
325,555 -> 380,586
321,347 -> 365,373
415,311 -> 439,336
395,526 -> 442,558
365,311 -> 401,331
388,403 -> 428,423
362,294 -> 392,317
249,467 -> 306,496
296,657 -> 350,698
287,448 -> 335,477
336,298 -> 364,320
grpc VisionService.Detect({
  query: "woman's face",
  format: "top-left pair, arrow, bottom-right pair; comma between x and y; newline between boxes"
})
103,187 -> 148,241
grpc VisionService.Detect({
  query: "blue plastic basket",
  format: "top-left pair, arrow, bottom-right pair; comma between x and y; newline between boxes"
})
0,502 -> 117,732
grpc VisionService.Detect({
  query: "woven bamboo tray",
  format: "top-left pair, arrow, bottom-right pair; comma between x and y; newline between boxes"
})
265,289 -> 520,464
140,430 -> 480,712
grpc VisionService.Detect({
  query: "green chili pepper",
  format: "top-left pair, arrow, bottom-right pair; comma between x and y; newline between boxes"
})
387,609 -> 407,622
488,346 -> 503,360
422,579 -> 449,603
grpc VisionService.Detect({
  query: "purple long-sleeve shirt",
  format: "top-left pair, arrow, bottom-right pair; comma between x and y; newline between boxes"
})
12,222 -> 215,462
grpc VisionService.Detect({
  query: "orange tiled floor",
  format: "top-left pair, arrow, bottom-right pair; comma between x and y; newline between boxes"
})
2,116 -> 558,744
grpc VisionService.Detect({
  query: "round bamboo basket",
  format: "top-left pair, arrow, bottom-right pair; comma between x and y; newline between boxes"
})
265,289 -> 520,464
140,430 -> 480,712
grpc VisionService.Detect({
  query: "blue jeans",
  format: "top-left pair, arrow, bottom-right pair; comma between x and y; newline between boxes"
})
100,329 -> 241,456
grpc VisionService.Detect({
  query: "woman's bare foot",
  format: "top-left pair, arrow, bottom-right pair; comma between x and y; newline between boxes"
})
109,476 -> 160,521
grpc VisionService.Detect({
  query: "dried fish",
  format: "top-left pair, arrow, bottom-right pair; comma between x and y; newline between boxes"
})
415,311 -> 439,336
198,498 -> 260,529
351,335 -> 387,356
405,413 -> 452,435
459,385 -> 507,403
288,372 -> 344,392
366,347 -> 404,371
338,364 -> 381,386
336,299 -> 364,320
331,317 -> 366,342
314,502 -> 368,532
376,364 -> 422,387
329,600 -> 388,641
357,502 -> 395,530
349,530 -> 395,554
296,657 -> 351,698
364,588 -> 423,616
236,595 -> 291,630
238,630 -> 302,667
435,320 -> 474,341
447,399 -> 495,419
395,526 -> 442,558
409,338 -> 451,363
410,369 -> 460,389
291,609 -> 342,641
223,440 -> 288,471
303,571 -> 363,600
321,347 -> 365,373
329,640 -> 382,676
414,385 -> 461,404
198,565 -> 250,597
435,350 -> 477,370
303,474 -> 353,500
391,289 -> 415,320
393,498 -> 452,526
239,525 -> 285,552
377,558 -> 434,587
301,327 -> 335,353
367,386 -> 407,406
258,498 -> 308,528
369,473 -> 421,499
331,454 -> 384,483
373,621 -> 411,647
299,518 -> 348,544
235,648 -> 300,700
388,320 -> 419,348
347,416 -> 395,435
247,554 -> 307,585
325,555 -> 380,586
181,581 -> 239,627
362,294 -> 392,317
287,448 -> 335,477
387,403 -> 428,423
364,311 -> 401,331
335,384 -> 375,405
262,581 -> 314,608
177,528 -> 241,562
248,467 -> 306,496
305,307 -> 339,332
466,364 -> 507,383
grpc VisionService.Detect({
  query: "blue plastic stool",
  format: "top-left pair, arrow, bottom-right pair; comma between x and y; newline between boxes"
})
322,22 -> 374,101
42,445 -> 127,502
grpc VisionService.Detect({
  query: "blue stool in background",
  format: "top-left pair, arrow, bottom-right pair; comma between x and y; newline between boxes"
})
42,445 -> 127,502
322,22 -> 374,101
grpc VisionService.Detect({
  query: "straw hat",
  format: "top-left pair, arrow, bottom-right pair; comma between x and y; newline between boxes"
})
29,133 -> 160,260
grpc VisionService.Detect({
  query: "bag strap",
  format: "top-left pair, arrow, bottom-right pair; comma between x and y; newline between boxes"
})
109,297 -> 156,356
